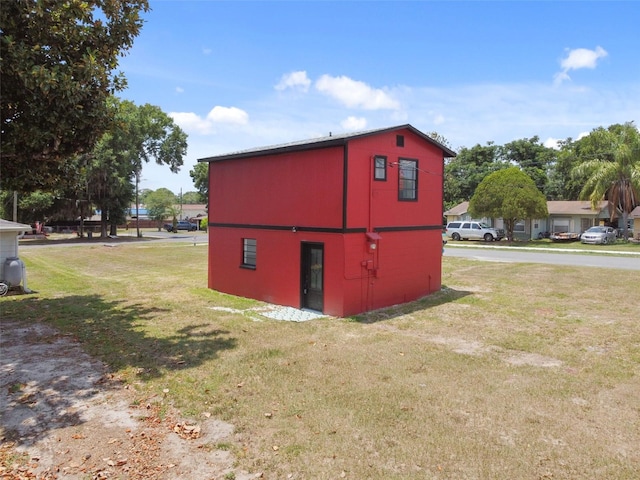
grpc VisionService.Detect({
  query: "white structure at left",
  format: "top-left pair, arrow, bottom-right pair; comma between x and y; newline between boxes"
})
0,218 -> 32,294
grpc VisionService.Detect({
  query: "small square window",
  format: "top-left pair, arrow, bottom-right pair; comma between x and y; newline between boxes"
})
396,135 -> 405,147
373,155 -> 387,181
242,238 -> 256,268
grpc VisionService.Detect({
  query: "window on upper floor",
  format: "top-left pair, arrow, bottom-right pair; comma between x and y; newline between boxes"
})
373,155 -> 387,181
398,158 -> 418,201
396,135 -> 405,147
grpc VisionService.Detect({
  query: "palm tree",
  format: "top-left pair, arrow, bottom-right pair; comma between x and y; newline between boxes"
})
572,123 -> 640,240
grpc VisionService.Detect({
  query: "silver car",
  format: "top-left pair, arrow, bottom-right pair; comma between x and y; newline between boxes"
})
580,226 -> 617,245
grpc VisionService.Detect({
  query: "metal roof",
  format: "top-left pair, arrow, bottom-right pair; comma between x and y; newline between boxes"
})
198,124 -> 456,163
0,219 -> 32,232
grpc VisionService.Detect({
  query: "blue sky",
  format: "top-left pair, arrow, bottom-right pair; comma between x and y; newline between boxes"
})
118,0 -> 640,194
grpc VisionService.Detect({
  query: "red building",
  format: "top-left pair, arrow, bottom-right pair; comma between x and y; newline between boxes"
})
199,125 -> 455,317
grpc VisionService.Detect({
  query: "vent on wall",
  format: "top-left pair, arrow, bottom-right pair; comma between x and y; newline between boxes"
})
396,135 -> 404,147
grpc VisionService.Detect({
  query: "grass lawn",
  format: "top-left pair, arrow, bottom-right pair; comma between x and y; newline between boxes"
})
2,240 -> 639,479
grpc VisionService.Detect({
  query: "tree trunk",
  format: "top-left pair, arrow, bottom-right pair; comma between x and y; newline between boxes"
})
621,210 -> 630,240
100,209 -> 108,238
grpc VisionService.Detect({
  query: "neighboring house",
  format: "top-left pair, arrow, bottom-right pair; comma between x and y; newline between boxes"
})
179,204 -> 207,223
630,206 -> 640,239
127,204 -> 207,220
444,200 -> 611,240
0,219 -> 32,290
199,125 -> 456,317
542,201 -> 610,238
443,201 -> 471,223
128,206 -> 149,219
443,201 -> 503,230
124,204 -> 207,229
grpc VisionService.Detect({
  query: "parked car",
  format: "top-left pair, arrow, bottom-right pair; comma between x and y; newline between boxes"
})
580,226 -> 617,245
164,221 -> 197,232
445,221 -> 504,242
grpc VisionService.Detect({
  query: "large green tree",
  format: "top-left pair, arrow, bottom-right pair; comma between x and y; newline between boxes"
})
84,98 -> 187,237
444,142 -> 507,210
469,167 -> 548,241
0,0 -> 149,192
145,188 -> 176,230
500,137 -> 557,197
189,162 -> 209,206
572,122 -> 640,239
546,138 -> 585,201
15,190 -> 54,225
180,191 -> 201,205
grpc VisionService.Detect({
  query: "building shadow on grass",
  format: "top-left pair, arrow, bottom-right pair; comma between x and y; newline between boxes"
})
352,285 -> 473,324
2,294 -> 236,377
0,294 -> 236,446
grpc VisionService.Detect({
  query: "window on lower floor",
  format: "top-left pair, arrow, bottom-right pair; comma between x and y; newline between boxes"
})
398,158 -> 418,201
242,238 -> 256,268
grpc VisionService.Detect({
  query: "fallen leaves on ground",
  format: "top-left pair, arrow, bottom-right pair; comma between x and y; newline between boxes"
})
0,401 -> 203,479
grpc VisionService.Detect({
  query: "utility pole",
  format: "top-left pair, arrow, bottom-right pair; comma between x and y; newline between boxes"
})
135,168 -> 141,238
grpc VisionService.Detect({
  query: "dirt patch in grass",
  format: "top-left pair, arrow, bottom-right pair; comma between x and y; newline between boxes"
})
0,320 -> 255,480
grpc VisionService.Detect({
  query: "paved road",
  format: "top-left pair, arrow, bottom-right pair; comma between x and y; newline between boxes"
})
19,231 -> 209,248
444,245 -> 640,271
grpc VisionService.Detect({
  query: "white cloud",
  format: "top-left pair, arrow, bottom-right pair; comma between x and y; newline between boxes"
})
150,75 -> 639,194
206,106 -> 249,124
554,46 -> 608,84
202,48 -> 212,55
170,106 -> 249,134
577,131 -> 590,140
562,46 -> 608,71
315,74 -> 400,110
169,112 -> 211,134
275,71 -> 311,92
543,137 -> 561,149
341,116 -> 367,131
176,86 -> 184,93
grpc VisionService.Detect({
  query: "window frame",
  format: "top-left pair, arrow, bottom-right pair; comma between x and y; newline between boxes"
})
241,238 -> 257,269
397,157 -> 418,201
373,155 -> 387,181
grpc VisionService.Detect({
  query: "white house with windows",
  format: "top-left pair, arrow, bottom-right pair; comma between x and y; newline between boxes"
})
444,200 -> 612,240
443,201 -> 504,229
